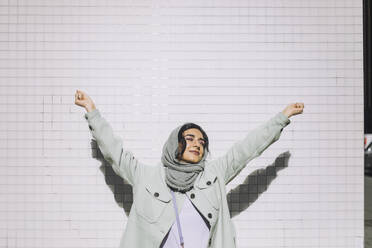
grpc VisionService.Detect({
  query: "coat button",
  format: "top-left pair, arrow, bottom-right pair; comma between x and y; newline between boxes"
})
190,193 -> 195,199
89,125 -> 93,131
206,181 -> 211,185
208,213 -> 212,218
154,192 -> 159,197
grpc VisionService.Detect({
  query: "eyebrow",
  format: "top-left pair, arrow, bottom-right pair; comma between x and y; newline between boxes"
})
184,134 -> 206,141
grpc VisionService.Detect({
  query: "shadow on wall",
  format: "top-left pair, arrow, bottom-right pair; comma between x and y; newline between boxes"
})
227,151 -> 291,218
90,139 -> 133,216
90,139 -> 291,218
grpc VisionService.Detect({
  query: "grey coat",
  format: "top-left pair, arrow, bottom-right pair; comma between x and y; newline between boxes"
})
84,109 -> 290,247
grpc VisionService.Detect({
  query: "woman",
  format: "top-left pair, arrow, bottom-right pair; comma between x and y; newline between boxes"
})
74,89 -> 304,248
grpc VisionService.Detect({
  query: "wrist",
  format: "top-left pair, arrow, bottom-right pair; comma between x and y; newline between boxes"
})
282,110 -> 291,119
85,105 -> 96,113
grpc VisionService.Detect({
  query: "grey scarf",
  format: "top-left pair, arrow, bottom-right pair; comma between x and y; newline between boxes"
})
161,124 -> 208,193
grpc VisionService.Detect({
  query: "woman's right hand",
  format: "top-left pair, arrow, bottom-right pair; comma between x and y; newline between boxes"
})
74,89 -> 96,112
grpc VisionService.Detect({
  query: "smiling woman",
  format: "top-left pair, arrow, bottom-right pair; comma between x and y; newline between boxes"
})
176,123 -> 210,164
161,123 -> 210,194
75,89 -> 304,248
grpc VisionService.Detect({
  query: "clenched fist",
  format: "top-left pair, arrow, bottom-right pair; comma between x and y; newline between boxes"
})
74,90 -> 96,112
281,103 -> 304,118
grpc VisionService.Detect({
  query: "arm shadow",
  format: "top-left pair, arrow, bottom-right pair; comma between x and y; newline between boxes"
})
227,150 -> 291,218
89,139 -> 133,217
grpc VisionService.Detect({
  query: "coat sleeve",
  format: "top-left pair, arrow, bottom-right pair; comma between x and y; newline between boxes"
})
84,109 -> 142,186
211,112 -> 291,185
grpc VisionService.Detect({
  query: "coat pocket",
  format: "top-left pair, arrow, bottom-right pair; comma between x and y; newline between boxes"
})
135,185 -> 171,224
199,182 -> 220,211
196,172 -> 221,210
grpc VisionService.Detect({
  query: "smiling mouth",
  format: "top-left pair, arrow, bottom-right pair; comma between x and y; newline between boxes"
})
190,151 -> 200,156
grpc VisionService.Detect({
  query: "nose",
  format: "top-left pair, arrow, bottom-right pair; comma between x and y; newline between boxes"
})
192,142 -> 201,150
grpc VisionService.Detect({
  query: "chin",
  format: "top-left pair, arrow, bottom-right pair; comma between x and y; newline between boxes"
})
182,157 -> 201,164
181,152 -> 203,164
189,158 -> 202,163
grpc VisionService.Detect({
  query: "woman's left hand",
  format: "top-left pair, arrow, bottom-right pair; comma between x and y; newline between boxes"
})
282,102 -> 304,118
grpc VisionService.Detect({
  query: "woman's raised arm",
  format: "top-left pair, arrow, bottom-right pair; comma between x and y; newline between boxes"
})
210,103 -> 304,185
75,90 -> 143,186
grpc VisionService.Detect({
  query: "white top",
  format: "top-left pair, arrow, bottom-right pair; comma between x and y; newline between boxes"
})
162,195 -> 210,248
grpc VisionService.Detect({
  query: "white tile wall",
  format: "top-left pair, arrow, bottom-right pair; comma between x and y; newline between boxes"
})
0,0 -> 363,247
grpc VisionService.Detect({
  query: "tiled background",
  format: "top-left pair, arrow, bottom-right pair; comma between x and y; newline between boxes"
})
0,0 -> 364,247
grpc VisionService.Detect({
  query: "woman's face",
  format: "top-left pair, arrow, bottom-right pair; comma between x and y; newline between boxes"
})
179,128 -> 205,164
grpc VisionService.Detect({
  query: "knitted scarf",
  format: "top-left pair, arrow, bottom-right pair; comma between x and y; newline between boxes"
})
161,124 -> 208,193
